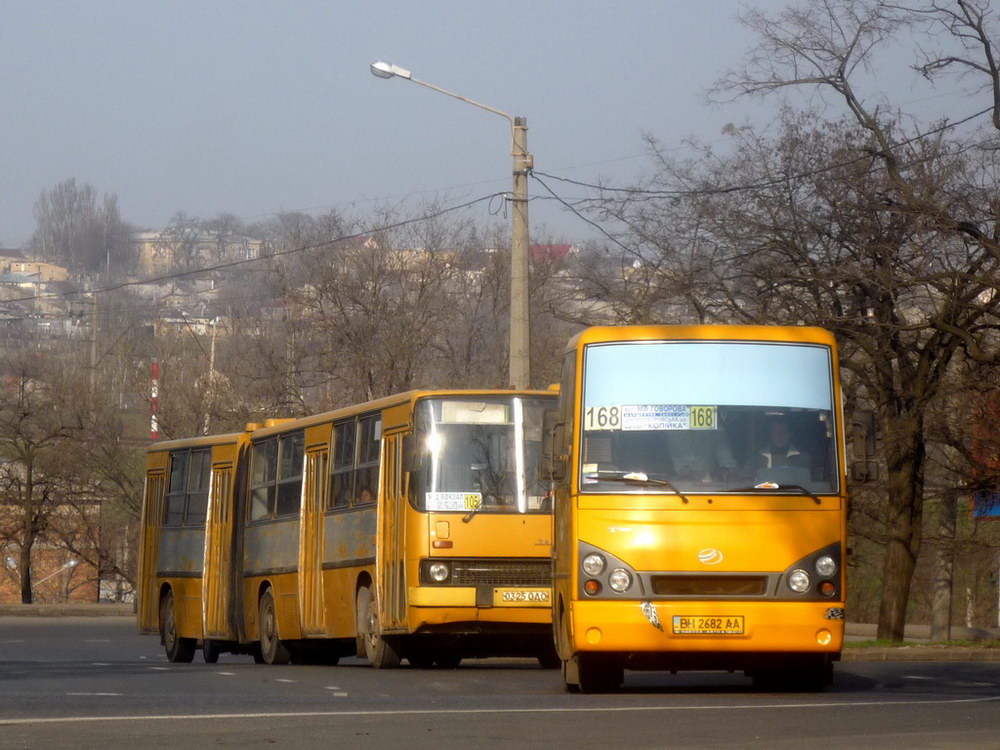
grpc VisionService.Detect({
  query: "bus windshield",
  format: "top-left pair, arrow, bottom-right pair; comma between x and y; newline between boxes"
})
412,396 -> 551,514
580,340 -> 839,494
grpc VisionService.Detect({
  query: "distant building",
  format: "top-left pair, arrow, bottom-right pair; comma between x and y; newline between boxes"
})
133,230 -> 263,277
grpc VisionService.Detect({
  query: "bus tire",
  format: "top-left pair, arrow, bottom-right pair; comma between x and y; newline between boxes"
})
356,585 -> 401,669
577,653 -> 623,693
258,588 -> 291,665
160,590 -> 195,663
202,639 -> 222,664
537,642 -> 561,669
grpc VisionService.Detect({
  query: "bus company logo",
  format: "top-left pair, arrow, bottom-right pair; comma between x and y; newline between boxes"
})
697,548 -> 724,565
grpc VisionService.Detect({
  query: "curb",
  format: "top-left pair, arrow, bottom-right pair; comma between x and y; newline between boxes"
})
0,604 -> 133,617
842,647 -> 1000,662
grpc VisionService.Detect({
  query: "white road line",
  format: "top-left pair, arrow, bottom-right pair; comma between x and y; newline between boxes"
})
216,672 -> 236,676
1,695 -> 997,726
66,693 -> 122,698
275,679 -> 295,683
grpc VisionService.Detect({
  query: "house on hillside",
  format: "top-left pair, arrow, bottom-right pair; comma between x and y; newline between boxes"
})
133,230 -> 263,277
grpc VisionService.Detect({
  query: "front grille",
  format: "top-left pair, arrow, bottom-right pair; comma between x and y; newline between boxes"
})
450,559 -> 551,586
651,575 -> 767,596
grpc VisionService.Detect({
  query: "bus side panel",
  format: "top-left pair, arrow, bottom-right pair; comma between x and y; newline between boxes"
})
243,519 -> 301,640
321,507 -> 376,637
158,525 -> 205,640
137,467 -> 166,634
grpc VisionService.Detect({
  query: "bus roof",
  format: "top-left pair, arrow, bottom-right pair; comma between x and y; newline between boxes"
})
566,324 -> 836,354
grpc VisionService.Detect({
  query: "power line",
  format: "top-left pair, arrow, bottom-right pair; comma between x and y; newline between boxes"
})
8,193 -> 506,306
533,107 -> 994,200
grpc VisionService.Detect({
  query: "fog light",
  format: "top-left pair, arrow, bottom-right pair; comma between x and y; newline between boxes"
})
788,568 -> 811,593
819,580 -> 836,597
815,555 -> 837,577
584,579 -> 602,596
816,629 -> 832,646
608,568 -> 632,593
428,562 -> 449,582
582,553 -> 606,576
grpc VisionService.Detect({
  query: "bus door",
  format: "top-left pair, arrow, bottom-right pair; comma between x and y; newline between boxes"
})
138,469 -> 166,633
298,447 -> 328,636
376,433 -> 407,630
203,462 -> 235,640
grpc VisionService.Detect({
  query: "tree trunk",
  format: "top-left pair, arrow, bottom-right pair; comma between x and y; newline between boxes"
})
876,414 -> 925,642
19,537 -> 33,605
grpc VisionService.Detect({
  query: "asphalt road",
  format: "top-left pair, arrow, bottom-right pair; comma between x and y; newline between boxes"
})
1,617 -> 998,749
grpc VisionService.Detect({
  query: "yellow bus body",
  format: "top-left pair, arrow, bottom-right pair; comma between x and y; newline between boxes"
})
551,325 -> 847,691
139,389 -> 557,667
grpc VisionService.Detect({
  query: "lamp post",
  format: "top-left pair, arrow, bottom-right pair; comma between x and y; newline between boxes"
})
370,61 -> 532,389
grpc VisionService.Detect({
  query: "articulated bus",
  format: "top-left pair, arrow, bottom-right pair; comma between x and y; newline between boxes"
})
546,326 -> 847,692
138,389 -> 559,668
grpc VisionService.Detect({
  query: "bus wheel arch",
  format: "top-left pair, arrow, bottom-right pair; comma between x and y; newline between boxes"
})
355,583 -> 401,668
159,586 -> 195,663
257,584 -> 291,665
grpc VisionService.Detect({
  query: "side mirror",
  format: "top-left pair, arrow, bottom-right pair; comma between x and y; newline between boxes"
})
542,408 -> 567,483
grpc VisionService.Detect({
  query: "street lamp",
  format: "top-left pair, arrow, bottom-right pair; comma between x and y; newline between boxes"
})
369,60 -> 532,389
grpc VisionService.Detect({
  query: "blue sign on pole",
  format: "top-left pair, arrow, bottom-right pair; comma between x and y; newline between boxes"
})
971,490 -> 1000,520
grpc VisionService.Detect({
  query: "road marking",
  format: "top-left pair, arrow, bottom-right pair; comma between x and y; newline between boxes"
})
216,672 -> 236,676
275,679 -> 295,683
2,695 -> 997,726
66,693 -> 122,698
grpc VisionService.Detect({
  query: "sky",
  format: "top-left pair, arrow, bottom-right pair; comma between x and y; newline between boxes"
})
0,0 -> 918,248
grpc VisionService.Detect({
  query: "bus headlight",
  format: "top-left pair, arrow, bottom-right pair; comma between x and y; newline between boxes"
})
582,553 -> 606,576
815,555 -> 837,577
788,568 -> 811,593
428,562 -> 450,583
608,568 -> 632,593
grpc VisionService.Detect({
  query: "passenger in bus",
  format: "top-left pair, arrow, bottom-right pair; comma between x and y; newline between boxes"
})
755,419 -> 810,469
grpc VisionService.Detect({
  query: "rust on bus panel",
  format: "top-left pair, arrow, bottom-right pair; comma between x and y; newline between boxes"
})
325,508 -> 376,564
244,521 -> 299,575
158,527 -> 205,575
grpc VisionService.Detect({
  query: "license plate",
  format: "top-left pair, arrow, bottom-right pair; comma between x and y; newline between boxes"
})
672,615 -> 744,634
493,588 -> 551,606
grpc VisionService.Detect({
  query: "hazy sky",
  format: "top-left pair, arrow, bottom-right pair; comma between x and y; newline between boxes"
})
2,1 -> 804,247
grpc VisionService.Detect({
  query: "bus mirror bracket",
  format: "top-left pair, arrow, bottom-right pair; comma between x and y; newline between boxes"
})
402,434 -> 420,473
542,408 -> 567,483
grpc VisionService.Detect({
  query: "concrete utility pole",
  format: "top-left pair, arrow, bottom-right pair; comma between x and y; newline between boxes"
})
370,61 -> 532,388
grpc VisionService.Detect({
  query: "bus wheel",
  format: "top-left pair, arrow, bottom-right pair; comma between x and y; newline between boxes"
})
258,588 -> 291,665
577,653 -> 623,693
537,643 -> 561,669
160,590 -> 195,663
356,585 -> 401,669
202,639 -> 222,664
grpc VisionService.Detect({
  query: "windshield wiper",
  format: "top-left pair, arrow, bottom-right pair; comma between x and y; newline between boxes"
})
585,470 -> 691,504
728,481 -> 823,505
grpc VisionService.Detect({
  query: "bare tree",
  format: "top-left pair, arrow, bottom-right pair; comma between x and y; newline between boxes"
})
0,350 -> 85,603
32,178 -> 133,277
